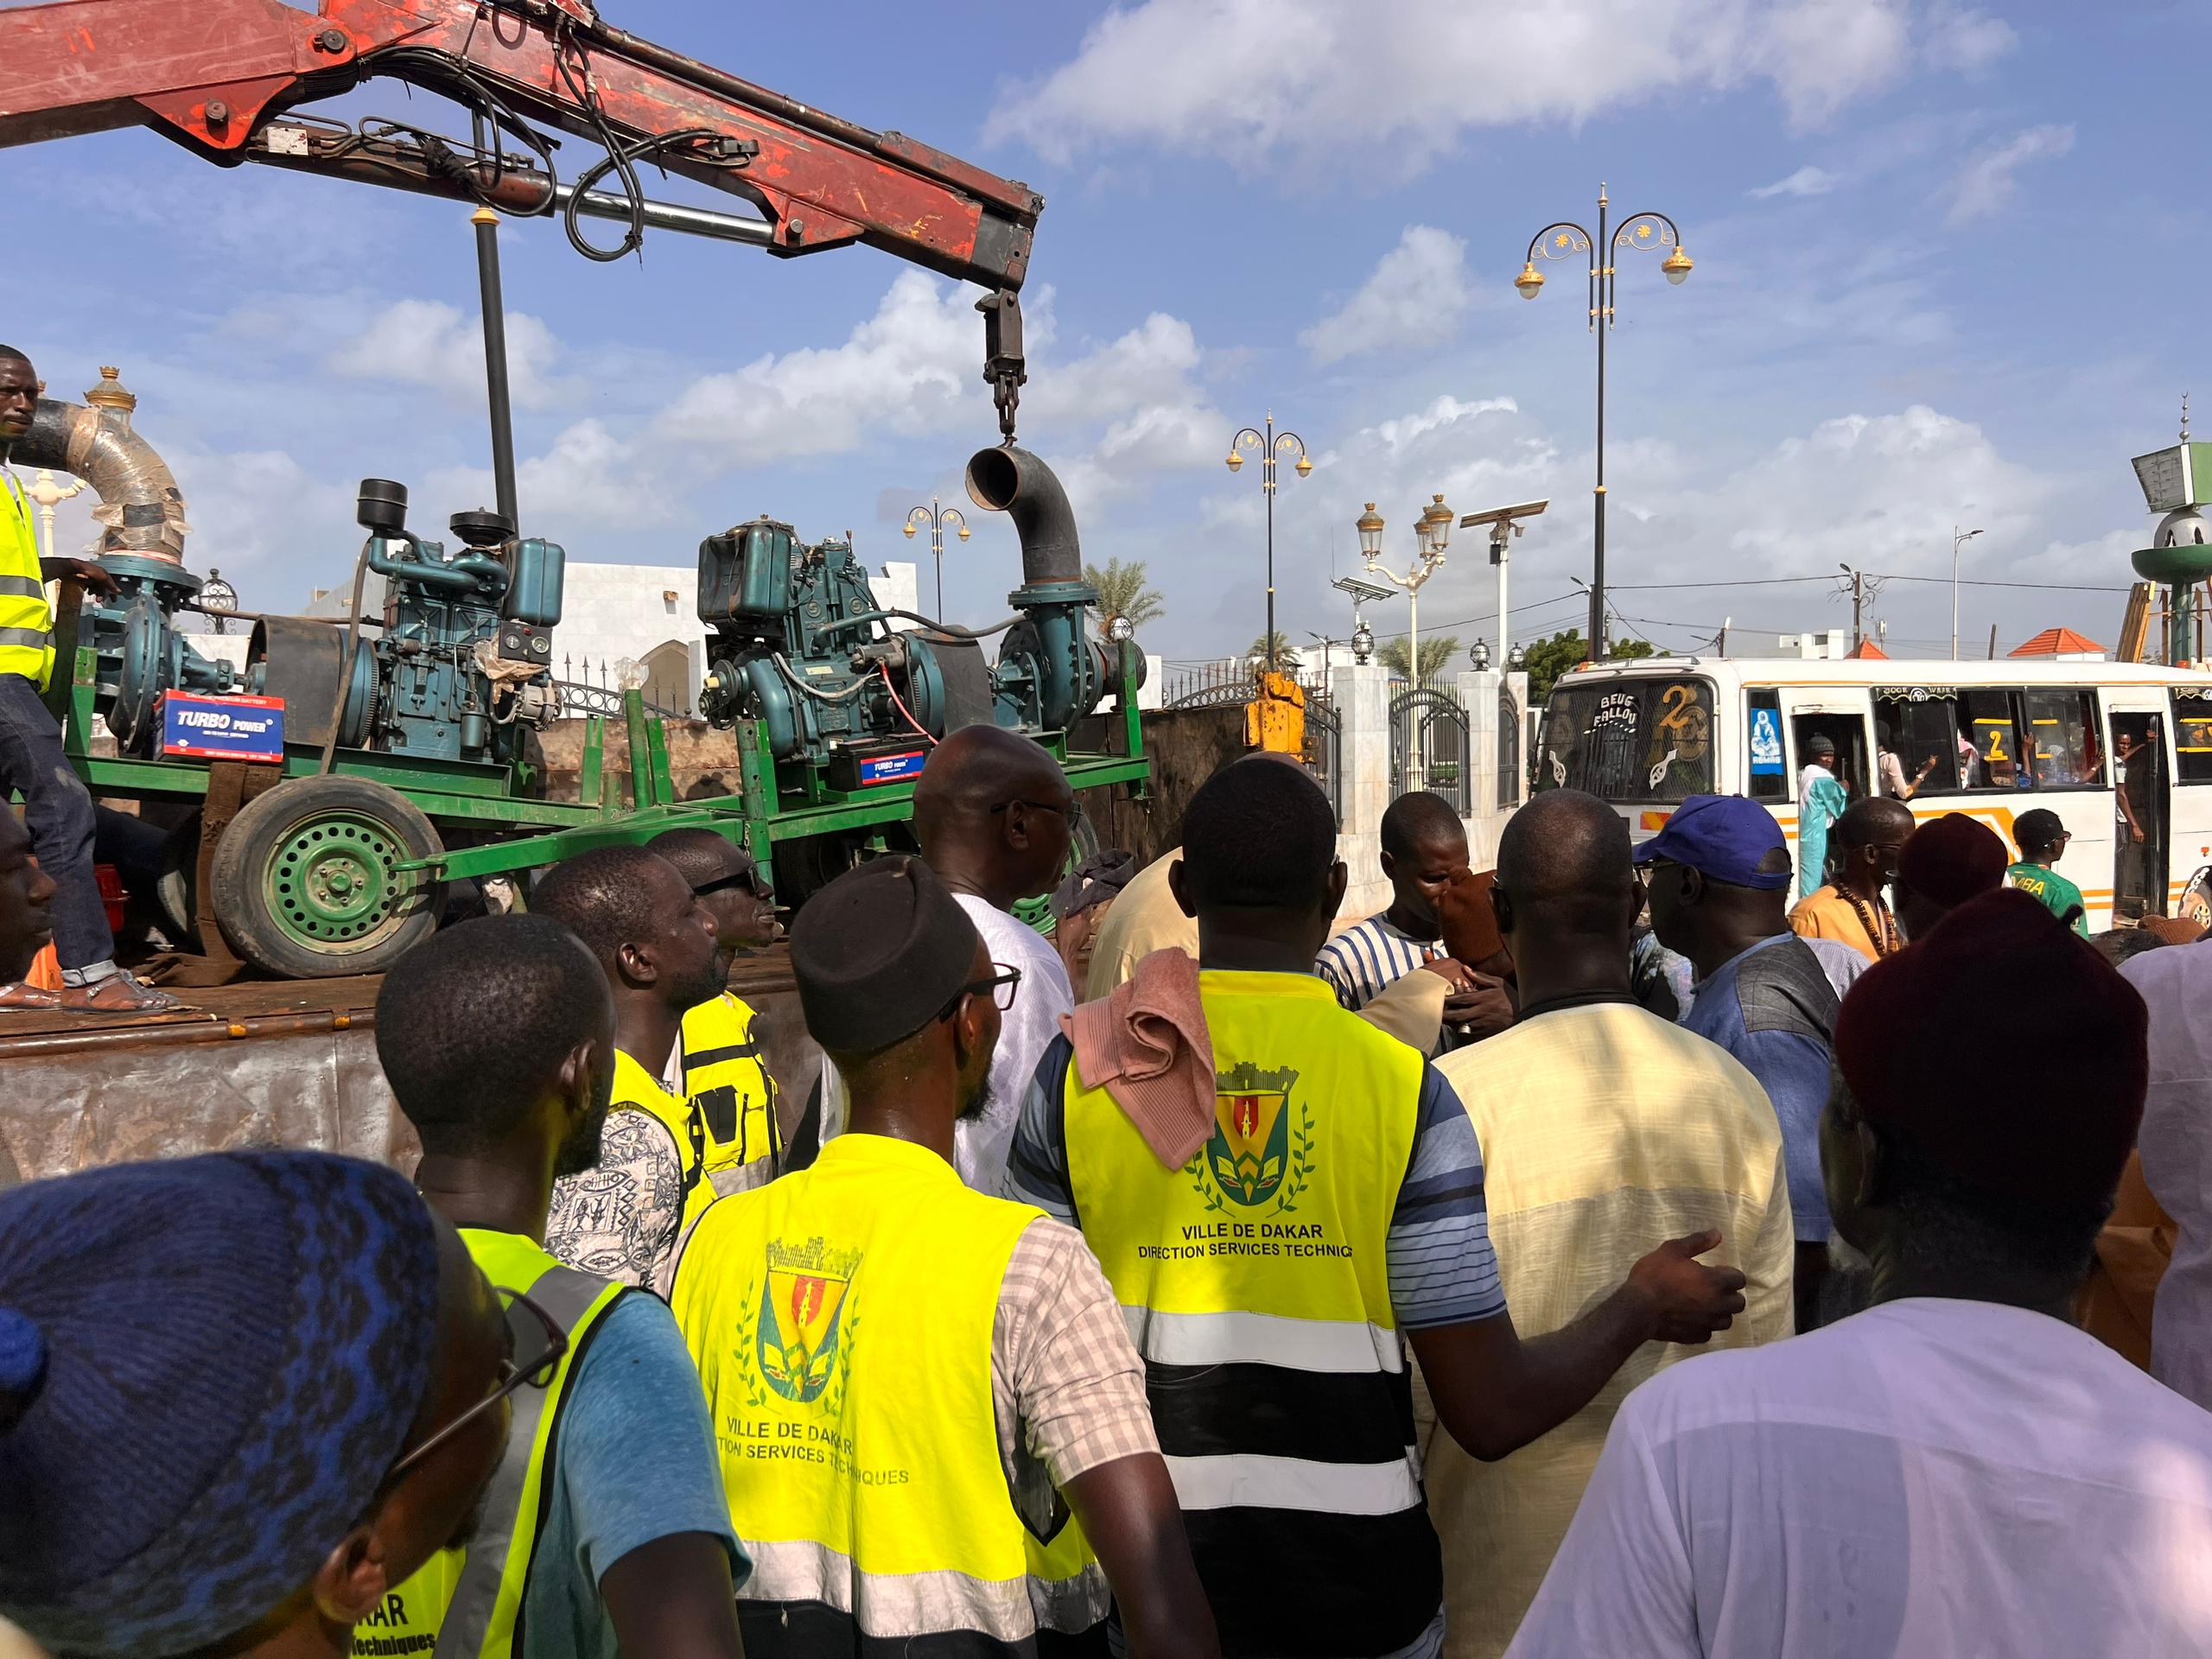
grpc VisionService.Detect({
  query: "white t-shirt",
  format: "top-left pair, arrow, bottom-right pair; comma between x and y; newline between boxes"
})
819,893 -> 1075,1195
1507,1299 -> 2212,1658
2122,943 -> 2212,1410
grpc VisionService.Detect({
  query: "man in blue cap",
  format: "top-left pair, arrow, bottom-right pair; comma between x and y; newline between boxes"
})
0,1150 -> 516,1659
1640,793 -> 1845,1332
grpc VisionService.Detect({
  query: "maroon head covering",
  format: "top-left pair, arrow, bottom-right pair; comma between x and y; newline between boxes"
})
1897,812 -> 2009,909
1834,887 -> 2146,1211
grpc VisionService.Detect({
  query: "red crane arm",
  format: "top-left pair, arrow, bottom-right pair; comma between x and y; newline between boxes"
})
0,0 -> 1036,427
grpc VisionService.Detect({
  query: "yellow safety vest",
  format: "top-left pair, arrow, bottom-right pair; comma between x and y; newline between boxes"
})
1059,969 -> 1433,1656
0,470 -> 54,690
366,1229 -> 625,1659
613,1048 -> 716,1243
681,992 -> 780,1173
671,1133 -> 1106,1656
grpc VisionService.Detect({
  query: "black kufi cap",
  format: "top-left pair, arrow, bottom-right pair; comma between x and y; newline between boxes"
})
791,856 -> 982,1054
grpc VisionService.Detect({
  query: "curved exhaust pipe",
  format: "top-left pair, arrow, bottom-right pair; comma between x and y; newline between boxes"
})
966,443 -> 1081,587
16,391 -> 189,566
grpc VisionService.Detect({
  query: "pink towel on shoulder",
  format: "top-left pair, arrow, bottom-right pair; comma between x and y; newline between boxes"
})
1061,946 -> 1215,1169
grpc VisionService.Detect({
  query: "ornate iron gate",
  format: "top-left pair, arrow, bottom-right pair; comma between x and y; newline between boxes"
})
1305,690 -> 1344,825
1390,686 -> 1471,813
1497,685 -> 1522,810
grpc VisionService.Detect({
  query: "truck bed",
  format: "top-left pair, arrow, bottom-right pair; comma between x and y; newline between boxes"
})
0,952 -> 814,1187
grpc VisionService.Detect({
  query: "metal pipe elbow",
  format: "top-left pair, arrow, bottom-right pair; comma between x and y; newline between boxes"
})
17,397 -> 189,565
966,444 -> 1082,587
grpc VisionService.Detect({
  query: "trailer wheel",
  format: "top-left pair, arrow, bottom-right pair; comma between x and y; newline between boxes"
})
209,778 -> 446,978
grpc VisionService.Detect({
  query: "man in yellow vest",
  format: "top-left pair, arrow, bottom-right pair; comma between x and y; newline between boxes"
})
1005,760 -> 1750,1658
647,826 -> 784,1176
538,844 -> 728,1295
372,912 -> 743,1659
0,346 -> 173,1012
672,855 -> 1218,1659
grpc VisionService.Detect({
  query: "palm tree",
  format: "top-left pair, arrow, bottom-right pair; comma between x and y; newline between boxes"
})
1084,558 -> 1166,632
1378,633 -> 1460,685
1246,631 -> 1292,667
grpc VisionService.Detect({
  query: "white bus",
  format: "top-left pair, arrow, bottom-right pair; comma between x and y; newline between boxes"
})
1533,656 -> 2212,931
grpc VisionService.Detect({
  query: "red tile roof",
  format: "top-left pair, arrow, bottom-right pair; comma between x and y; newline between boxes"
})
2007,626 -> 2107,658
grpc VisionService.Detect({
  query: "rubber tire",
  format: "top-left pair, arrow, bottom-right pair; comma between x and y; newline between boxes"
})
156,810 -> 204,952
208,778 -> 447,979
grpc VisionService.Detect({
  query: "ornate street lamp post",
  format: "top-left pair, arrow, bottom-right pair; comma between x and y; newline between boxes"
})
1516,184 -> 1693,661
1359,494 -> 1455,784
1226,413 -> 1313,672
903,495 -> 969,618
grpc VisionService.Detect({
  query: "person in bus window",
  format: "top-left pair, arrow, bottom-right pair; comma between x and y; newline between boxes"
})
1797,735 -> 1851,899
1878,721 -> 1936,801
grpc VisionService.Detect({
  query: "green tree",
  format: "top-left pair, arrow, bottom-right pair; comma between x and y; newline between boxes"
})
1084,558 -> 1166,632
1378,633 -> 1461,684
1520,629 -> 1655,703
1246,630 -> 1292,666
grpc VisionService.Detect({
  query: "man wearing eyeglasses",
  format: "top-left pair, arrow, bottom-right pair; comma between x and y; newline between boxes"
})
650,826 -> 786,1175
822,724 -> 1084,1193
374,914 -> 744,1659
674,855 -> 1217,1659
0,1149 -> 515,1659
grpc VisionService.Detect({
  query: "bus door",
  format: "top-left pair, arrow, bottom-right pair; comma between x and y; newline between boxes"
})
1776,688 -> 1872,891
2168,688 -> 2212,925
2106,688 -> 2170,920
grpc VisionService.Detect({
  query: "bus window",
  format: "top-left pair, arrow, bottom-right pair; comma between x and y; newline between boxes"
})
1877,691 -> 1963,793
2171,690 -> 2212,783
1536,677 -> 1717,803
1747,690 -> 1786,801
1959,688 -> 2024,790
2022,689 -> 2102,788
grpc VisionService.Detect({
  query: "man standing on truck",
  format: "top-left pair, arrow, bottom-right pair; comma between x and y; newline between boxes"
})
0,346 -> 173,1012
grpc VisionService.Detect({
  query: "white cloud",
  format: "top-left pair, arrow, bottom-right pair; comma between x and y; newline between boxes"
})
423,418 -> 677,531
48,442 -> 356,598
990,0 -> 1997,167
325,299 -> 569,412
1684,405 -> 2045,575
1300,226 -> 1471,365
651,271 -> 977,463
1921,3 -> 2017,73
1946,124 -> 2075,225
1750,164 -> 1838,199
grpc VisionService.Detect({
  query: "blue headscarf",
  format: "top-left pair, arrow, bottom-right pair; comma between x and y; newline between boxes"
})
0,1151 -> 442,1658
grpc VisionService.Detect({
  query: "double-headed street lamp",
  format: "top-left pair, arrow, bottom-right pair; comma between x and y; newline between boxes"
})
1359,493 -> 1453,784
903,495 -> 969,618
1226,413 -> 1313,672
1516,183 -> 1693,661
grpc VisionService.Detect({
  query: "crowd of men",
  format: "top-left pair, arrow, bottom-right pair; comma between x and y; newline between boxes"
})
2,730 -> 2210,1659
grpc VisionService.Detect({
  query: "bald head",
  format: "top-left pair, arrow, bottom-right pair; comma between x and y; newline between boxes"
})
913,724 -> 1076,909
1497,789 -> 1637,942
1837,797 -> 1913,849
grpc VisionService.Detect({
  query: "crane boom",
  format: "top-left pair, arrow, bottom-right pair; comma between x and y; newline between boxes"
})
0,0 -> 1037,433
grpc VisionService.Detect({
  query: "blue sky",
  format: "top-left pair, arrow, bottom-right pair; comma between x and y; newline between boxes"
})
9,0 -> 2206,663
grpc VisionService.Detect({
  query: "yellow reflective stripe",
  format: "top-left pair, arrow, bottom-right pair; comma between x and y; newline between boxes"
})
742,1537 -> 1109,1642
